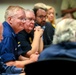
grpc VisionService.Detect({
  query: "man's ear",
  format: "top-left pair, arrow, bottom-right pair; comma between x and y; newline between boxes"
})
7,16 -> 12,24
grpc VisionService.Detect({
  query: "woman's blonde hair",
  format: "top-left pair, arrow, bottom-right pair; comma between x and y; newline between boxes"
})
53,19 -> 76,44
46,5 -> 56,26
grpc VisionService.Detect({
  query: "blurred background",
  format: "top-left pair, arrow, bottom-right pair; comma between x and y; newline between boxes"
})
0,0 -> 62,22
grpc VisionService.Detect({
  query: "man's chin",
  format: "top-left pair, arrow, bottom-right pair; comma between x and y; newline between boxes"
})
18,28 -> 24,32
29,28 -> 33,31
41,22 -> 46,25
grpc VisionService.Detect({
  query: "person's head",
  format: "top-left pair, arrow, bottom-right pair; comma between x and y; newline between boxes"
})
53,19 -> 76,44
33,7 -> 47,26
46,5 -> 56,25
24,9 -> 35,33
4,5 -> 26,34
33,4 -> 47,26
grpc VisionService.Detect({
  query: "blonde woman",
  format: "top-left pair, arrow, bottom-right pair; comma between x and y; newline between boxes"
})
46,5 -> 56,28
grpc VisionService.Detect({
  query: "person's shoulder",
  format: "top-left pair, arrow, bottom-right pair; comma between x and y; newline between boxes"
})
45,22 -> 55,30
18,30 -> 27,34
17,29 -> 28,38
45,22 -> 52,27
46,22 -> 52,25
1,22 -> 12,37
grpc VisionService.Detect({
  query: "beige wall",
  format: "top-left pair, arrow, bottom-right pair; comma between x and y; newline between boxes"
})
0,0 -> 62,22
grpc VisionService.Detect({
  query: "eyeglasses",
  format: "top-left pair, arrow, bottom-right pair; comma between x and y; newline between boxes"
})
37,15 -> 46,19
18,17 -> 26,21
25,18 -> 35,22
12,16 -> 26,21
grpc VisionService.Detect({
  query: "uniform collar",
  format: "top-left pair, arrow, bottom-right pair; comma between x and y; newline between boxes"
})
3,21 -> 16,37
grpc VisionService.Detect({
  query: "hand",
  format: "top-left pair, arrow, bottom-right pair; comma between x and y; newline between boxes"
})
34,27 -> 44,38
34,26 -> 41,31
30,53 -> 39,62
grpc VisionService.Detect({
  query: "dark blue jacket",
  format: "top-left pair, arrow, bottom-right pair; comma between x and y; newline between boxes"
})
0,21 -> 23,63
38,42 -> 76,61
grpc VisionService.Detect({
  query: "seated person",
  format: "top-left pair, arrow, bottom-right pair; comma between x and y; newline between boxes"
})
38,19 -> 76,61
46,5 -> 56,28
0,23 -> 25,75
33,5 -> 55,49
0,5 -> 38,69
17,9 -> 44,58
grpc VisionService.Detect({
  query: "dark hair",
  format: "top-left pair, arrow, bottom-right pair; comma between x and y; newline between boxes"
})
33,7 -> 47,16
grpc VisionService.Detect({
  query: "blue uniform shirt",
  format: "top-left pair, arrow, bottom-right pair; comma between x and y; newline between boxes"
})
0,21 -> 23,63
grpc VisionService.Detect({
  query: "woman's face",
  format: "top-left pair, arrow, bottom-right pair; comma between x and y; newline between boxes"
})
47,8 -> 55,22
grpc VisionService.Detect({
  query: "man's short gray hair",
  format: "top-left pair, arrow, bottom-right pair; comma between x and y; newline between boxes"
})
5,5 -> 24,20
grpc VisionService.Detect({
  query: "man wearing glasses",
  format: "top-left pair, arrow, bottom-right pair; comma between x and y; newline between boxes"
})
33,7 -> 55,49
17,9 -> 43,58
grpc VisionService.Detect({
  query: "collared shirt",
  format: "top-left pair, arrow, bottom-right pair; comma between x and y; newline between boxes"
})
0,21 -> 23,63
17,30 -> 32,56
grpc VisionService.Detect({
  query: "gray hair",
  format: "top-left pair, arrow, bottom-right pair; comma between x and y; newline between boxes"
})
24,9 -> 34,13
4,5 -> 24,20
53,19 -> 76,44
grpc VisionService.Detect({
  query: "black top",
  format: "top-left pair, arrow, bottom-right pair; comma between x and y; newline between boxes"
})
17,30 -> 33,56
35,22 -> 55,49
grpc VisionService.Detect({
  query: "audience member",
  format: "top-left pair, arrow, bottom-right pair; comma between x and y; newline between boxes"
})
61,0 -> 76,19
0,5 -> 38,68
0,23 -> 25,75
46,5 -> 56,28
38,19 -> 76,61
17,9 -> 43,58
33,4 -> 55,49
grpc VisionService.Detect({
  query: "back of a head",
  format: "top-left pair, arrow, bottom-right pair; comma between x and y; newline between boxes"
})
53,19 -> 76,44
4,5 -> 24,21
